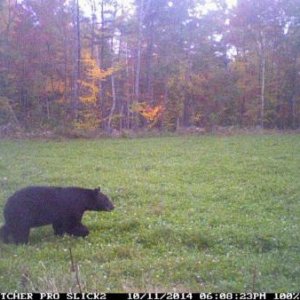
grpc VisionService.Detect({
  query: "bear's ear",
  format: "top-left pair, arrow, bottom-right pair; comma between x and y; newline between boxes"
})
94,187 -> 101,194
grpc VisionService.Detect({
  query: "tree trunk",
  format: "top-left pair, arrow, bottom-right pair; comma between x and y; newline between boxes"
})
260,55 -> 266,129
71,0 -> 81,120
90,0 -> 96,58
257,31 -> 266,129
76,0 -> 81,81
107,7 -> 118,132
99,0 -> 105,128
108,74 -> 117,131
124,40 -> 131,129
135,0 -> 144,104
146,31 -> 154,103
134,0 -> 151,128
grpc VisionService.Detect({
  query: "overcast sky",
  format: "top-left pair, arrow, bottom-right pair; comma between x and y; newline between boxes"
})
80,0 -> 238,17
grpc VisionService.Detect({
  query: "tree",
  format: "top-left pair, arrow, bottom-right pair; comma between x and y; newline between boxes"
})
74,50 -> 114,130
228,0 -> 291,128
0,0 -> 299,132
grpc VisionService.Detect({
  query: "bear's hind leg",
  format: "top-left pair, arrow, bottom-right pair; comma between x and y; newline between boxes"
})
0,225 -> 10,243
11,227 -> 30,244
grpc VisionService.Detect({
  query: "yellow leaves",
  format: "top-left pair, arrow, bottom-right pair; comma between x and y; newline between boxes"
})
132,102 -> 164,123
79,50 -> 114,105
81,50 -> 114,81
187,74 -> 209,96
0,96 -> 19,126
40,49 -> 119,130
75,50 -> 117,130
45,78 -> 65,95
78,80 -> 99,104
230,58 -> 258,92
192,112 -> 202,125
142,105 -> 164,122
73,106 -> 101,130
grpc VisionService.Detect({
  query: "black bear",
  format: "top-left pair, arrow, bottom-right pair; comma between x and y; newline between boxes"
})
0,186 -> 114,244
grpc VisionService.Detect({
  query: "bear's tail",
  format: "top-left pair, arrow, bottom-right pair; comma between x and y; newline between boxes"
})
0,224 -> 10,243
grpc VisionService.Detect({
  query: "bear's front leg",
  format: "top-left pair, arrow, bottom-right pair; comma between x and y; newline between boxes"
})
66,224 -> 89,237
52,222 -> 65,236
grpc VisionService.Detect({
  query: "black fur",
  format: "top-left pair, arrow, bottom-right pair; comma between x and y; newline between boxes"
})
0,186 -> 114,244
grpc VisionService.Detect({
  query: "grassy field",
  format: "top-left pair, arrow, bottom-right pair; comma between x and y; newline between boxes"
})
0,135 -> 299,292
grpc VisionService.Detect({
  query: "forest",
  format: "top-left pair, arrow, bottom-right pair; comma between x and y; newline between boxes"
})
0,0 -> 300,292
0,0 -> 300,134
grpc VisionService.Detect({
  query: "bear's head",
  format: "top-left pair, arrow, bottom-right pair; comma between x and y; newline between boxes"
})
88,187 -> 114,212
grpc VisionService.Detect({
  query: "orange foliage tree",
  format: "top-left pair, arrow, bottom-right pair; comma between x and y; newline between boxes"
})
132,102 -> 164,128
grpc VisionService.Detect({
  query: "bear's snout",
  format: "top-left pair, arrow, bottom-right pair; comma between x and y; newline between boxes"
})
105,202 -> 114,211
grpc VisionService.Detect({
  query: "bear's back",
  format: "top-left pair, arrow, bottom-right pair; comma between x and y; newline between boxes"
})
5,186 -> 62,206
3,186 -> 84,227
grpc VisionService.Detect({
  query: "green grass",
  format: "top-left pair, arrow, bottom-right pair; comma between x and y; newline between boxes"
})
0,135 -> 299,292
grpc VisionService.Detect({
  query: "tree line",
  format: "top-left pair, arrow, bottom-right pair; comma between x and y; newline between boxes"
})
0,0 -> 300,134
